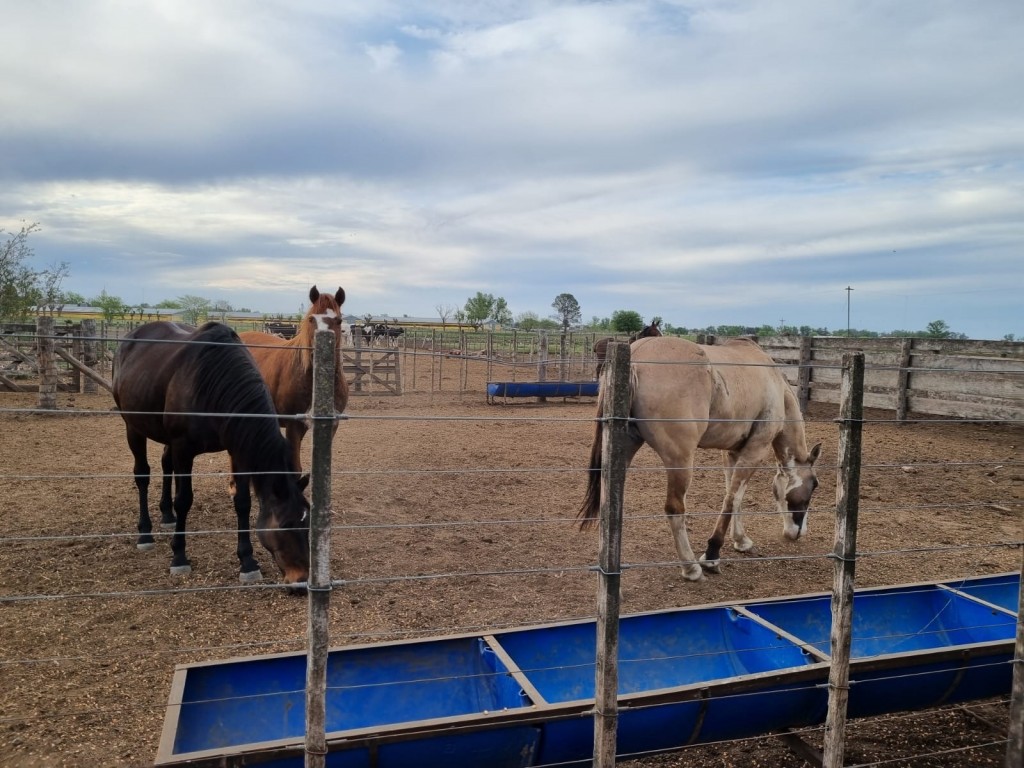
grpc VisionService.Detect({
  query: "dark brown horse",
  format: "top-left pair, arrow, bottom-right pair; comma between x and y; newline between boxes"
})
580,336 -> 822,581
594,320 -> 661,376
238,286 -> 349,474
113,321 -> 311,587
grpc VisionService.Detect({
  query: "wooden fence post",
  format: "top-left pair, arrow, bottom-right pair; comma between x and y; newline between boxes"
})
81,319 -> 98,394
797,336 -> 813,414
895,337 -> 913,422
822,351 -> 865,768
593,342 -> 631,768
1006,510 -> 1024,768
537,331 -> 549,403
305,325 -> 337,768
36,316 -> 57,410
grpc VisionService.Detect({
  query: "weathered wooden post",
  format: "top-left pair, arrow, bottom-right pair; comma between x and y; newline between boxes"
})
1006,509 -> 1024,768
895,337 -> 913,422
797,336 -> 813,414
537,331 -> 549,403
305,324 -> 337,768
822,351 -> 864,768
559,331 -> 567,382
36,316 -> 57,410
593,341 -> 630,768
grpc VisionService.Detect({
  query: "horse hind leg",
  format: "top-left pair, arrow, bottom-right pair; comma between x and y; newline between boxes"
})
158,445 -> 176,529
664,466 -> 705,581
702,450 -> 757,573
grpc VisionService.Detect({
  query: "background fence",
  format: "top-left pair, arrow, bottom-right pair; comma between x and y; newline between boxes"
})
5,319 -> 1024,422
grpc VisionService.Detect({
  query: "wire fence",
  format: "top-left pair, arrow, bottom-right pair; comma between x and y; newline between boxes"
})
0,330 -> 1021,767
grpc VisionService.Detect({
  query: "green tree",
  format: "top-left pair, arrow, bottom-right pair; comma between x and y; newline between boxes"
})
155,299 -> 182,309
38,261 -> 71,314
464,292 -> 495,329
178,295 -> 212,325
924,319 -> 952,338
491,297 -> 512,327
610,310 -> 643,334
551,293 -> 581,330
63,291 -> 87,305
0,222 -> 42,320
515,311 -> 559,331
91,290 -> 128,322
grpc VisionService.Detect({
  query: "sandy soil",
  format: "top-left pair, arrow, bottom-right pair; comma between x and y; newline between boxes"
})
0,367 -> 1021,767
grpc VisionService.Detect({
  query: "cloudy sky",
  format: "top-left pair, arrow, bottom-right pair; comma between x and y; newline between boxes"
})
2,1 -> 1022,338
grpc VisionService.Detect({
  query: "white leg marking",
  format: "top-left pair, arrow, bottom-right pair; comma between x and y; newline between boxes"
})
668,515 -> 704,581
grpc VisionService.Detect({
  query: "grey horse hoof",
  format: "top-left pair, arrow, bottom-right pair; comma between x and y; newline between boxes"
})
239,569 -> 263,584
160,522 -> 176,531
137,542 -> 155,551
169,564 -> 192,576
699,555 -> 721,574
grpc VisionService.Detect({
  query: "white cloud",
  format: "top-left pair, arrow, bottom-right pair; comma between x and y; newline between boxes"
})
1,1 -> 1022,338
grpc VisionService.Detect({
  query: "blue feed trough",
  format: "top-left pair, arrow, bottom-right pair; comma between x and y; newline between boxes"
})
487,381 -> 599,400
156,573 -> 1020,767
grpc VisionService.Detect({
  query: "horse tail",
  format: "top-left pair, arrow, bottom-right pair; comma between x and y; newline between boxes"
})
577,394 -> 605,531
578,360 -> 640,531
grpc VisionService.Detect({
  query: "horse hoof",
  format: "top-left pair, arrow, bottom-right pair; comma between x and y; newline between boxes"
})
682,565 -> 706,581
732,537 -> 755,553
699,555 -> 721,574
137,542 -> 155,551
160,522 -> 176,531
239,569 -> 263,584
170,564 -> 192,576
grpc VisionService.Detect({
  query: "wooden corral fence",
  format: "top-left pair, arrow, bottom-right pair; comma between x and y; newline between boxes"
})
758,335 -> 1024,421
1,317 -> 112,404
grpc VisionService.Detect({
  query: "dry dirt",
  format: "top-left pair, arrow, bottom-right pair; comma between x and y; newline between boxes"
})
0,370 -> 1022,767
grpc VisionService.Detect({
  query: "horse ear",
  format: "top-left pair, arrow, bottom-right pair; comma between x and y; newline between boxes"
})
335,287 -> 345,306
808,442 -> 822,464
309,285 -> 319,303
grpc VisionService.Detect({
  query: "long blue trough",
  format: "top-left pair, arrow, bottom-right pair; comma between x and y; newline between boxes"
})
487,381 -> 599,400
155,573 -> 1020,767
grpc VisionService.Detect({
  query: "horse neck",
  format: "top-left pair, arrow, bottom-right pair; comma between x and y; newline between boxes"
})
772,390 -> 810,465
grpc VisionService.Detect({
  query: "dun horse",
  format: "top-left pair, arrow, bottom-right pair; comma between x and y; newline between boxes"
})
579,336 -> 822,581
113,321 -> 311,587
239,286 -> 349,475
593,320 -> 661,376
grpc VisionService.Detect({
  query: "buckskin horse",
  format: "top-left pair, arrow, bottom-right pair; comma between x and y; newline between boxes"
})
239,286 -> 349,475
579,336 -> 822,581
593,320 -> 661,376
112,321 -> 311,588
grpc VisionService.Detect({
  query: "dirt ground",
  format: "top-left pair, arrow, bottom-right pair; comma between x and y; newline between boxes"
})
0,364 -> 1022,767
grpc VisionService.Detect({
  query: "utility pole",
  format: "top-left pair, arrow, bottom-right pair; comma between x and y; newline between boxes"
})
845,286 -> 854,337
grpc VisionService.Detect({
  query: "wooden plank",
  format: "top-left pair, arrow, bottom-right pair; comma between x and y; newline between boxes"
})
53,346 -> 113,392
0,371 -> 29,391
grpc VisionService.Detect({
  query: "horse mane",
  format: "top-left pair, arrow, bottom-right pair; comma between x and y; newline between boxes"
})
189,323 -> 298,482
293,286 -> 344,372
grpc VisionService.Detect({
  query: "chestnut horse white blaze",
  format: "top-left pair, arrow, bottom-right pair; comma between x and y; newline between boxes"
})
579,336 -> 822,581
238,286 -> 349,475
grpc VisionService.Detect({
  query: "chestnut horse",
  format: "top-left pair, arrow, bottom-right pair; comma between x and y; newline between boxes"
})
239,286 -> 349,474
113,321 -> 311,587
579,336 -> 822,581
594,320 -> 661,376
